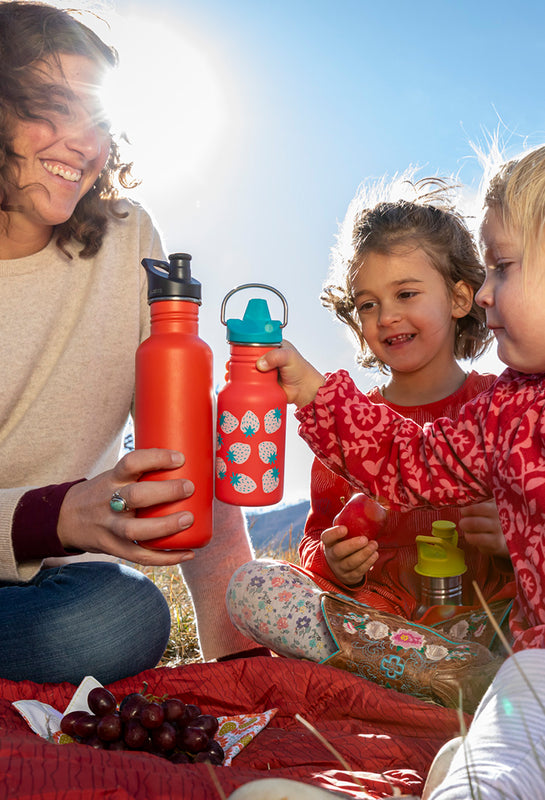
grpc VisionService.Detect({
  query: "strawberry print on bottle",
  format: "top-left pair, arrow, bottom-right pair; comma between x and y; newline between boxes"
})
230,472 -> 257,494
215,401 -> 286,506
227,442 -> 251,464
264,408 -> 283,434
258,441 -> 278,464
262,467 -> 280,494
241,410 -> 260,438
219,410 -> 239,434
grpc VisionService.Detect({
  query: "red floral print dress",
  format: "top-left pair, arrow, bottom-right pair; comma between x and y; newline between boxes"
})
296,368 -> 545,651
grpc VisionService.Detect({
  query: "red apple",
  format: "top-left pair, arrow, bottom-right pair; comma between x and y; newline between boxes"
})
332,493 -> 388,540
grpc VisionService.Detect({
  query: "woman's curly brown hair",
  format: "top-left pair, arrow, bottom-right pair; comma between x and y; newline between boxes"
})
0,1 -> 138,258
321,175 -> 492,372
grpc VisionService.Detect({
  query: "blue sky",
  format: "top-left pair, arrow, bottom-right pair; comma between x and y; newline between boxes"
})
106,0 -> 545,505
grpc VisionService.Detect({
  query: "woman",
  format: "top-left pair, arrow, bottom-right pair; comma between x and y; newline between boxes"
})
0,0 -> 257,685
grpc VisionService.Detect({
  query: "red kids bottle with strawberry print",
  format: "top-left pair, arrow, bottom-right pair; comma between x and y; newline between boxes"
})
215,284 -> 288,506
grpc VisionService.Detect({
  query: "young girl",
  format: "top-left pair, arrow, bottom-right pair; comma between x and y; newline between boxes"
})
0,0 -> 257,686
227,177 -> 514,711
257,147 -> 545,797
305,178 -> 513,620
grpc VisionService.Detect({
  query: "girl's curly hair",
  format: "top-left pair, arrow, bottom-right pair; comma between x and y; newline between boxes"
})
322,173 -> 492,372
0,1 -> 137,258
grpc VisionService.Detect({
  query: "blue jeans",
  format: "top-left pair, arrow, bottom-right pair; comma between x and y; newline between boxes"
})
0,562 -> 171,685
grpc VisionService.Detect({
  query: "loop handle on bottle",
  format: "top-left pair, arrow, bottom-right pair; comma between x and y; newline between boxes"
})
220,283 -> 288,329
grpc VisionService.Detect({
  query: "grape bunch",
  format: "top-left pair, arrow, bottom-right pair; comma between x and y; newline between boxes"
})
60,686 -> 225,765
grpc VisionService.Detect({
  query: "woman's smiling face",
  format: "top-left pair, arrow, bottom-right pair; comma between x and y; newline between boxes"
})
7,52 -> 111,234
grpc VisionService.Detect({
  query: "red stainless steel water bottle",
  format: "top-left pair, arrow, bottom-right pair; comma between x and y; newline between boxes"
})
215,284 -> 288,506
135,252 -> 214,549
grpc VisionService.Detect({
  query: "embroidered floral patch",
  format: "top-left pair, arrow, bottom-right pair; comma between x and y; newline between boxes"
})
338,609 -> 465,664
391,628 -> 425,650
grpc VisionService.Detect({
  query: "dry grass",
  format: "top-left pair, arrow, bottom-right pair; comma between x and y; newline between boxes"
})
135,525 -> 301,667
136,563 -> 202,666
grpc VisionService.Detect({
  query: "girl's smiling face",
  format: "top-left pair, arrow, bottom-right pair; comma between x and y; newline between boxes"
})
6,52 -> 111,247
350,245 -> 471,378
477,209 -> 545,374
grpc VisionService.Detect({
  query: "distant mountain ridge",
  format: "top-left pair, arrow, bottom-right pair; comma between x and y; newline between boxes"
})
244,500 -> 310,553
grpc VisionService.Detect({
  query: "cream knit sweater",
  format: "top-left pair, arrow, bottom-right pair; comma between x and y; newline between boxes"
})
0,199 -> 163,581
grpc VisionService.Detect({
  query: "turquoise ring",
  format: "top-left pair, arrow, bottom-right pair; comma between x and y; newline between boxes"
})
110,490 -> 130,513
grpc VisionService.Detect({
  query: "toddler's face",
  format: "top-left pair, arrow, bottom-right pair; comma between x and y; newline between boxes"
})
350,245 -> 468,375
478,209 -> 545,374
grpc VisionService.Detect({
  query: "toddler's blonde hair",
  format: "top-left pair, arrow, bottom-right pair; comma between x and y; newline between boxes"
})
484,144 -> 545,272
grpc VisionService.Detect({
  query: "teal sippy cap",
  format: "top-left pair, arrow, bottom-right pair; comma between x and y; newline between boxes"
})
226,298 -> 283,344
221,284 -> 288,345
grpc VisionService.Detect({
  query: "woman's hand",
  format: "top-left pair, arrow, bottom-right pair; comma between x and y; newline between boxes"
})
458,500 -> 510,560
256,340 -> 325,409
321,525 -> 379,587
57,449 -> 198,566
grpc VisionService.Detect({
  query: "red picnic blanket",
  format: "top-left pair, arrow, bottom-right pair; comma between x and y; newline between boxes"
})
1,656 -> 467,799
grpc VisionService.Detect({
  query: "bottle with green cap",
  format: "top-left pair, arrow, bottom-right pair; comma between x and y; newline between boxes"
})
215,284 -> 288,506
414,520 -> 467,617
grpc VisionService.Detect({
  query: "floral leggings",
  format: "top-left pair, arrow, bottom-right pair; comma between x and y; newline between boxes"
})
226,558 -> 337,661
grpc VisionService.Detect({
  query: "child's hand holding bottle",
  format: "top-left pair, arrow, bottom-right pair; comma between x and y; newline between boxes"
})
256,340 -> 325,409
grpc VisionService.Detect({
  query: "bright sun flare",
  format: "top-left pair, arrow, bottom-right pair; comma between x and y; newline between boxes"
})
102,14 -> 226,184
